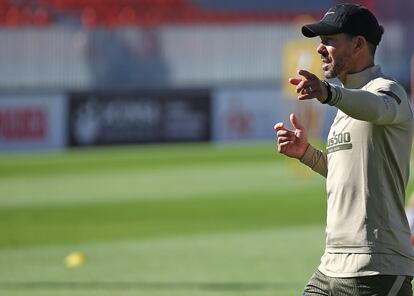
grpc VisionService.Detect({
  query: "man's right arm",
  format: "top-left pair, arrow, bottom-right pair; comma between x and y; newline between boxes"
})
275,113 -> 328,178
300,145 -> 328,178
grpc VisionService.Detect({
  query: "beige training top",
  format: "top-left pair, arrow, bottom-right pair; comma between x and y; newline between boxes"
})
300,65 -> 414,277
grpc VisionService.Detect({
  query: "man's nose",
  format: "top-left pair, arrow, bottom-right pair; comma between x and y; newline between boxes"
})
317,43 -> 327,55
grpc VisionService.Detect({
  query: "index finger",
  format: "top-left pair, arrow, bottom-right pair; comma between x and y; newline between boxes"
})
289,78 -> 302,85
274,122 -> 285,132
298,69 -> 316,80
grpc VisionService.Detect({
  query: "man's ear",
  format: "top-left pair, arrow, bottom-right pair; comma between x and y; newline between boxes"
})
354,36 -> 366,53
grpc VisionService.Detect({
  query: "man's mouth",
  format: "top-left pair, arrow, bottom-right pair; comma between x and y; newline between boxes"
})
322,59 -> 331,70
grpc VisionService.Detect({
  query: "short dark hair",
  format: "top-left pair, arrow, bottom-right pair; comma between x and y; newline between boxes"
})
367,42 -> 377,56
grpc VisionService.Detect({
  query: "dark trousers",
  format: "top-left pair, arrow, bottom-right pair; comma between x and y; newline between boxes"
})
304,270 -> 413,296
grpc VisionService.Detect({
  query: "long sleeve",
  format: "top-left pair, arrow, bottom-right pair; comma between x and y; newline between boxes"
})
327,79 -> 413,125
300,145 -> 328,178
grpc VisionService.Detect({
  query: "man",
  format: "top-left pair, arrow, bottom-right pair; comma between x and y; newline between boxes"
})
274,4 -> 414,295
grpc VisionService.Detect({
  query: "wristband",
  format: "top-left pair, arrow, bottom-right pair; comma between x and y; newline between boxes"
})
322,80 -> 332,104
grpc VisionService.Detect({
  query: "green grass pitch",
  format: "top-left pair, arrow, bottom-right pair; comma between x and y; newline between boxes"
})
0,142 -> 411,295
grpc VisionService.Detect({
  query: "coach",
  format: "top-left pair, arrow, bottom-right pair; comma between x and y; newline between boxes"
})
275,4 -> 414,295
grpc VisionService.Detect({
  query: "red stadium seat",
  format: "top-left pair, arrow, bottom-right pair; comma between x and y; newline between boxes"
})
32,7 -> 51,26
81,7 -> 97,28
5,6 -> 20,26
118,6 -> 136,26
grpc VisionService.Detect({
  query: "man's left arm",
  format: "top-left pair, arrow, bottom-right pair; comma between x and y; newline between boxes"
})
327,81 -> 413,125
291,70 -> 413,125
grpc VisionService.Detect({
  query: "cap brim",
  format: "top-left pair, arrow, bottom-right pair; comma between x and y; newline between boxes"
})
302,22 -> 341,37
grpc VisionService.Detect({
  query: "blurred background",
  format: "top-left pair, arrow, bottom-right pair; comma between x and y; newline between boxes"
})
0,1 -> 413,296
0,0 -> 412,151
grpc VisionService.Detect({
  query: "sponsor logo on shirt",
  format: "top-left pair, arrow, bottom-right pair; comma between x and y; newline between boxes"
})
327,131 -> 352,154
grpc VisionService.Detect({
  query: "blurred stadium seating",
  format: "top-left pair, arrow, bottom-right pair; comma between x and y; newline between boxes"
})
0,1 -> 409,27
0,0 -> 389,27
0,0 -> 411,89
0,0 -> 303,27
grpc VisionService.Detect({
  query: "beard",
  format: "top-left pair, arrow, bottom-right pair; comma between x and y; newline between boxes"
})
322,51 -> 352,79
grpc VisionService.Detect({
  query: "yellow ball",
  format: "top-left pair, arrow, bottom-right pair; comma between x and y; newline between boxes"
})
64,251 -> 86,268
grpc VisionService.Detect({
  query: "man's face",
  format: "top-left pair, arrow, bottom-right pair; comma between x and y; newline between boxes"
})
317,33 -> 354,79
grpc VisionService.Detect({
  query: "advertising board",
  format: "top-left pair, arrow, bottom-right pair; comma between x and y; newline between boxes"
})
0,94 -> 67,152
69,90 -> 210,146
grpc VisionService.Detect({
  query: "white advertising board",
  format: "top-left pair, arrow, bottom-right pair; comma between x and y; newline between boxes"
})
0,94 -> 67,152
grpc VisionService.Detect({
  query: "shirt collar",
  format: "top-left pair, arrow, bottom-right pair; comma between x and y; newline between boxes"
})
343,65 -> 382,89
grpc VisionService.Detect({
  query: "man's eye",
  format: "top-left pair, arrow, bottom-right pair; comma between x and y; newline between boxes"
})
322,38 -> 332,45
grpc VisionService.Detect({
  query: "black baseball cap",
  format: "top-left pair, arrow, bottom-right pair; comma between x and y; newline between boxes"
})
302,3 -> 383,45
